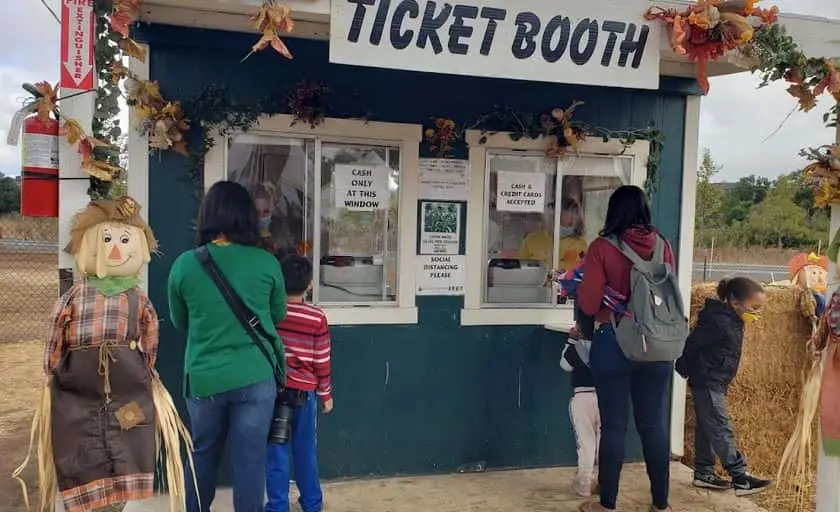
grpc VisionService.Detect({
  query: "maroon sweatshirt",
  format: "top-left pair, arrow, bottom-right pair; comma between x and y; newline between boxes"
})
578,226 -> 675,324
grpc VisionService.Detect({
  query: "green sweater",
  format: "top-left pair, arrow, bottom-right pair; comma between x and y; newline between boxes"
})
167,243 -> 287,398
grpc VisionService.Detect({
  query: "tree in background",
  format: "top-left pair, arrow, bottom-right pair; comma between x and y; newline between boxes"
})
0,173 -> 21,215
695,149 -> 723,246
721,174 -> 772,225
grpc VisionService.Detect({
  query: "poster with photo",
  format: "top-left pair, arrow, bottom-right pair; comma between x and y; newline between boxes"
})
420,201 -> 461,255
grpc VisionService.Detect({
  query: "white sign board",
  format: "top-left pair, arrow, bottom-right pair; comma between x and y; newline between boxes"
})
416,255 -> 466,296
497,171 -> 546,212
420,201 -> 461,255
334,164 -> 391,211
330,0 -> 660,90
419,158 -> 469,201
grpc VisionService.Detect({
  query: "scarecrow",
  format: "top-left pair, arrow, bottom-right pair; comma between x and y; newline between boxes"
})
12,197 -> 193,512
788,252 -> 829,319
779,232 -> 840,512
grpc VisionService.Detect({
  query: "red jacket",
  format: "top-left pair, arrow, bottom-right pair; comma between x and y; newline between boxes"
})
578,227 -> 675,324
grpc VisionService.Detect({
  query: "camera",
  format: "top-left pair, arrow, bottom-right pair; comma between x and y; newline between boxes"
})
268,389 -> 306,444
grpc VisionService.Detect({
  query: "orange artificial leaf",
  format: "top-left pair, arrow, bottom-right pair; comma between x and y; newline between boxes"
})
788,83 -> 818,112
696,59 -> 711,95
119,38 -> 147,62
110,62 -> 130,85
111,0 -> 143,38
270,38 -> 293,59
171,141 -> 189,156
33,81 -> 57,123
84,159 -> 121,182
60,119 -> 85,145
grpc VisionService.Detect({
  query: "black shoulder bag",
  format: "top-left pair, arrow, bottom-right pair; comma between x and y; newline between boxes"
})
194,245 -> 284,387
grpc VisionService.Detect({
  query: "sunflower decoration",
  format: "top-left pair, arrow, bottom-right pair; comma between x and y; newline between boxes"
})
545,101 -> 588,158
244,0 -> 295,61
802,144 -> 840,208
645,0 -> 780,94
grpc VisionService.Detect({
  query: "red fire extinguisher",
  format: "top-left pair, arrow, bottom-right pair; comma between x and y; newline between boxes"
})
20,111 -> 60,218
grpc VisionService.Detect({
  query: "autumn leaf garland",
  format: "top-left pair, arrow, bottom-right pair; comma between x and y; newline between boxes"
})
244,1 -> 296,61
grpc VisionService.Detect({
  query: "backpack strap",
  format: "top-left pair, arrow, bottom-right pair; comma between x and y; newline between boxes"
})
653,235 -> 666,265
604,236 -> 646,267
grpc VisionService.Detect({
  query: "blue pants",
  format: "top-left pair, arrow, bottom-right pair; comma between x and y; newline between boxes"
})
266,391 -> 323,512
590,325 -> 672,510
185,379 -> 276,512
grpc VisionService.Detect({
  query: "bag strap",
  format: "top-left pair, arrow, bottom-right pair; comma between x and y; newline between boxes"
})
605,236 -> 646,268
653,235 -> 665,264
194,245 -> 284,385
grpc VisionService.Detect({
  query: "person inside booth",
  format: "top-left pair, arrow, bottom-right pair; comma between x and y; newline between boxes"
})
517,198 -> 588,273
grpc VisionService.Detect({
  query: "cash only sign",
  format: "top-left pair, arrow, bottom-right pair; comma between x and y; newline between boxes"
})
330,0 -> 661,89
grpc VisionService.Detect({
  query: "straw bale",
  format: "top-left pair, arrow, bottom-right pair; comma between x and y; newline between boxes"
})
683,283 -> 816,511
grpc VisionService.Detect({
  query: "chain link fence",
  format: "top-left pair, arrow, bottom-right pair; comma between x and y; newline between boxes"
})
0,216 -> 58,343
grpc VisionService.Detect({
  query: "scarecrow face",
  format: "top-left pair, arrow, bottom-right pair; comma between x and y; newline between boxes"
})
803,265 -> 828,294
77,221 -> 150,278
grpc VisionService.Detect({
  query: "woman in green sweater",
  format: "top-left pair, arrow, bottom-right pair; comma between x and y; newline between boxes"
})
168,181 -> 287,512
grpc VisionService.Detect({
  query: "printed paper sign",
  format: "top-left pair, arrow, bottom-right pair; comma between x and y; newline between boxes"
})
330,0 -> 660,90
416,255 -> 466,296
497,171 -> 546,212
61,0 -> 96,91
419,159 -> 469,201
420,201 -> 461,255
334,164 -> 390,211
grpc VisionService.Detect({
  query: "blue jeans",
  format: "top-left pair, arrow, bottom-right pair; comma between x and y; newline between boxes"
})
185,379 -> 277,512
590,325 -> 672,510
266,391 -> 323,512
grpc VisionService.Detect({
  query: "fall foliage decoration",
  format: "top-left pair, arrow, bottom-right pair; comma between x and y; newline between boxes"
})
644,0 -> 780,94
802,144 -> 840,208
424,118 -> 457,158
424,102 -> 665,195
25,81 -> 122,182
123,75 -> 190,155
244,1 -> 295,61
287,82 -> 330,128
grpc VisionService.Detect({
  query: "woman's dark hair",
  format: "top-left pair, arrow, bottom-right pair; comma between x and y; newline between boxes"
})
717,277 -> 764,302
279,253 -> 313,295
600,185 -> 653,238
196,181 -> 260,246
561,197 -> 585,237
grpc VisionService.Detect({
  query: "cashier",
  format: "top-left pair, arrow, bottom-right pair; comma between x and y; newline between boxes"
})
517,199 -> 587,272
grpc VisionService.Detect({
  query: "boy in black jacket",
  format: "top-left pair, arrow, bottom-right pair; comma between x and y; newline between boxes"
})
676,277 -> 772,496
561,305 -> 599,497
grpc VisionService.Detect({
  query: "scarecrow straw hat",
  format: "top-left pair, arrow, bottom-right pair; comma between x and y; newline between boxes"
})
64,196 -> 158,255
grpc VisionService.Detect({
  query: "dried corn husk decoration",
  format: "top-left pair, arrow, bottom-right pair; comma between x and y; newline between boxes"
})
11,383 -> 55,511
11,375 -> 197,511
151,373 -> 198,511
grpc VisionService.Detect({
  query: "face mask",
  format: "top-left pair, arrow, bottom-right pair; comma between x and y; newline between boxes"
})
741,311 -> 761,324
259,217 -> 272,231
558,226 -> 576,239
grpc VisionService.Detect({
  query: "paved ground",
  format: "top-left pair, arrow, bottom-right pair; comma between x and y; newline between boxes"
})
692,263 -> 788,284
124,463 -> 766,512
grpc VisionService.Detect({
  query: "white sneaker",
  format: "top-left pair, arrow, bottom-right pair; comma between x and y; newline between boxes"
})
574,477 -> 593,498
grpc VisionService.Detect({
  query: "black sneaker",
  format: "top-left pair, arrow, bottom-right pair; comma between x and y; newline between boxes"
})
693,473 -> 731,490
732,474 -> 773,496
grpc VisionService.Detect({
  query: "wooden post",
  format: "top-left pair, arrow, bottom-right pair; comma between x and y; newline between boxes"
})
816,104 -> 840,512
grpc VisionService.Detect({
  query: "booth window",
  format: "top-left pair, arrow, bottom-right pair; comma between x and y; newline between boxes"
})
463,130 -> 648,326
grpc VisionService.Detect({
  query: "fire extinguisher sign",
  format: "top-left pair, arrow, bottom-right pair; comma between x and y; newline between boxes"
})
60,0 -> 95,91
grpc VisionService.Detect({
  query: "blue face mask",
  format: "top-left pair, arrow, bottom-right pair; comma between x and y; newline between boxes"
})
259,217 -> 272,231
559,226 -> 576,239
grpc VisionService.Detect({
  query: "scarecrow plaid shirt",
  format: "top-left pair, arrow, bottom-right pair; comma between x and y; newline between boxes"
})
44,281 -> 159,375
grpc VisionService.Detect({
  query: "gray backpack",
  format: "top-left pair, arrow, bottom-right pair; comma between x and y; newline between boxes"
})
606,235 -> 688,362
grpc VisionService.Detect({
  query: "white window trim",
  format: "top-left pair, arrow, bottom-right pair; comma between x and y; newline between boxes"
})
203,114 -> 422,325
461,130 -> 649,327
127,44 -> 150,292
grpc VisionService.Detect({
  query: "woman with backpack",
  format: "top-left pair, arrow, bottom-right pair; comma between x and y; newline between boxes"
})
577,185 -> 676,512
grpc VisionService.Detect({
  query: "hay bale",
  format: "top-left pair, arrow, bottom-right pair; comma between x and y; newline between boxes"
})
683,283 -> 815,511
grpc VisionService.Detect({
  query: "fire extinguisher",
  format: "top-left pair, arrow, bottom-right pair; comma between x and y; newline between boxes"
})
11,83 -> 60,218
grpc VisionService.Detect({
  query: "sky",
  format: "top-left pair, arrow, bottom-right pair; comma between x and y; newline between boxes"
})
0,1 -> 838,183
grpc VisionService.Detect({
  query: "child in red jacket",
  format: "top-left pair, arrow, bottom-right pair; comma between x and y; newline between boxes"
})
266,254 -> 333,512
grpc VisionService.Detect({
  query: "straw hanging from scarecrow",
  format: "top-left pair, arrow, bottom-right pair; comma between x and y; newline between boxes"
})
778,233 -> 840,511
11,196 -> 195,512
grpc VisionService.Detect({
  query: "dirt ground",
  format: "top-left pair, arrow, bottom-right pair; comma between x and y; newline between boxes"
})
0,251 -> 57,343
0,341 -> 45,512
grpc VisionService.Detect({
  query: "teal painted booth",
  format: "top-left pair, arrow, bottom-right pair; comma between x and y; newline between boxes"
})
136,23 -> 698,480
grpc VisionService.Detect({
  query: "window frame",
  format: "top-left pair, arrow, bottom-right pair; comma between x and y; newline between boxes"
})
461,130 -> 649,327
204,114 -> 421,325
